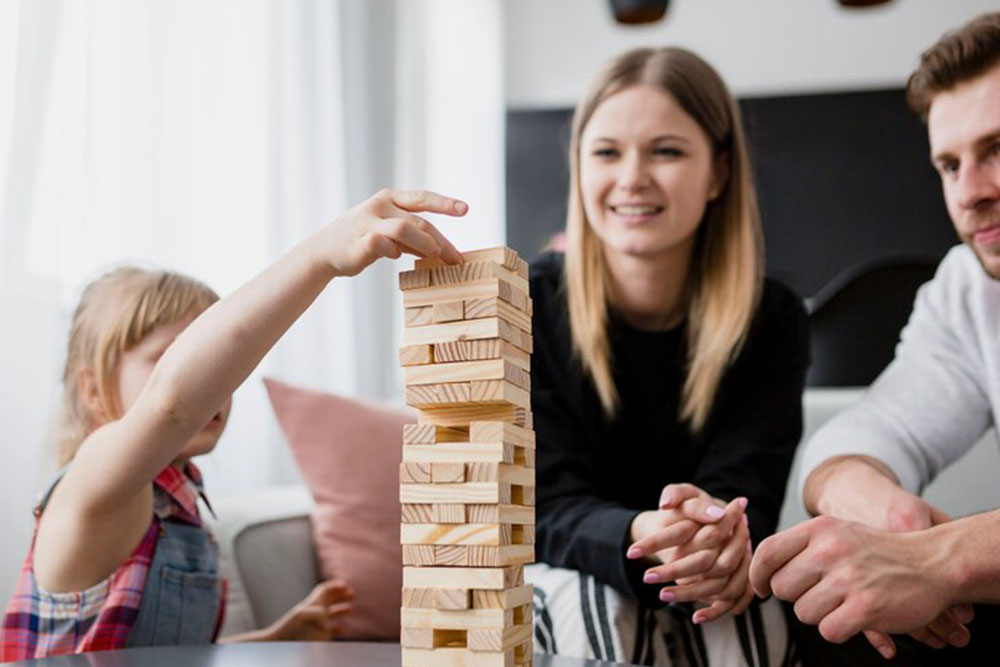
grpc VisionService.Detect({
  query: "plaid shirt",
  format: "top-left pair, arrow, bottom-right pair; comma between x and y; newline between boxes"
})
0,463 -> 225,660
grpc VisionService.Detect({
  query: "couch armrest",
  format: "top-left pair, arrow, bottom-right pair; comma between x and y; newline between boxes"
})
207,485 -> 319,637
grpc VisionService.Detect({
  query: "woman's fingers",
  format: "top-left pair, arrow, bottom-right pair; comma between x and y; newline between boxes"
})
657,576 -> 728,604
645,549 -> 719,585
627,518 -> 699,560
684,498 -> 745,551
658,483 -> 712,510
680,495 -> 744,525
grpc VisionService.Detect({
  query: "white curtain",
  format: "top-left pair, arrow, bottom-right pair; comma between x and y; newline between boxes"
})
0,0 -> 354,499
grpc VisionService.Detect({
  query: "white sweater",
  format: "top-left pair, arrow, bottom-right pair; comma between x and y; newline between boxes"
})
799,244 -> 1000,496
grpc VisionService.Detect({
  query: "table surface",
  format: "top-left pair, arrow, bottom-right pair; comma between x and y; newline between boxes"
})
4,642 -> 635,666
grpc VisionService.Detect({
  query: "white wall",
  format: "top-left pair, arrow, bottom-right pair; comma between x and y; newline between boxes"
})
503,0 -> 1000,108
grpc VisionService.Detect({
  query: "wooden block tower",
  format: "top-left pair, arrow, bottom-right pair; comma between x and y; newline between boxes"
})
398,247 -> 535,667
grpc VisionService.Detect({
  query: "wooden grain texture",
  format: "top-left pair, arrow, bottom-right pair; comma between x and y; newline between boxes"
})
403,565 -> 524,589
404,359 -> 529,391
402,278 -> 532,315
433,338 -> 530,371
398,344 -> 433,366
402,316 -> 531,353
417,405 -> 533,429
414,246 -> 528,279
464,296 -> 532,333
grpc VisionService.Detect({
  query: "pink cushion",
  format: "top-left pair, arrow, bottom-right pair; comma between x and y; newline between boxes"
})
264,377 -> 413,640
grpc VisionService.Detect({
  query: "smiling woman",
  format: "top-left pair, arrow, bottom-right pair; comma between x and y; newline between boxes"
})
527,46 -> 809,666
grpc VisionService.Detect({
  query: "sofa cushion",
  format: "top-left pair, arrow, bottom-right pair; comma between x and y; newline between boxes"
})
264,377 -> 414,640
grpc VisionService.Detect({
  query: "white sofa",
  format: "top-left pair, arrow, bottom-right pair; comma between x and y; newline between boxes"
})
210,388 -> 1000,637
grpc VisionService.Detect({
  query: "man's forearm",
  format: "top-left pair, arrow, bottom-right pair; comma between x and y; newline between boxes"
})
935,509 -> 1000,604
803,455 -> 900,518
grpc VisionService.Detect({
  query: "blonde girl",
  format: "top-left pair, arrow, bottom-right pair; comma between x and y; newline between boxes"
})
1,189 -> 466,659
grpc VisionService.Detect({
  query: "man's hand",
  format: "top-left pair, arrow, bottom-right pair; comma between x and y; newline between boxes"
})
803,455 -> 972,655
749,516 -> 958,659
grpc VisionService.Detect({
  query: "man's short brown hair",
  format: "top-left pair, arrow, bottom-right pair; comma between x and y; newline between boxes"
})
907,12 -> 1000,120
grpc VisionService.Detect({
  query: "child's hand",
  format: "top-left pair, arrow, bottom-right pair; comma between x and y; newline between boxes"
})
264,579 -> 355,641
322,189 -> 467,277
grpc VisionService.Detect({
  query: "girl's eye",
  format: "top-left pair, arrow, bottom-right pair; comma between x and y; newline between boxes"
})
654,147 -> 684,157
592,148 -> 618,158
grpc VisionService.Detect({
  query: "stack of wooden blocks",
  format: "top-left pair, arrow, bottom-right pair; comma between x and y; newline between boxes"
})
398,246 -> 535,667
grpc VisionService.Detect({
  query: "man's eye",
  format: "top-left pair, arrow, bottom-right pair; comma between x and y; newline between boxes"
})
940,160 -> 959,175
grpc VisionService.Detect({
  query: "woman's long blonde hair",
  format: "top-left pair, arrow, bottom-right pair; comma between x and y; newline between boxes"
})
55,267 -> 218,466
565,47 -> 763,431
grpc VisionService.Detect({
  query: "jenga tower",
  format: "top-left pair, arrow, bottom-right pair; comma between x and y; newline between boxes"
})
398,246 -> 535,667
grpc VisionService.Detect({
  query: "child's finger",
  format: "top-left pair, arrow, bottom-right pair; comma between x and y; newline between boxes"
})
658,482 -> 711,510
325,601 -> 354,617
390,189 -> 469,217
627,518 -> 699,560
399,213 -> 464,264
373,218 -> 440,259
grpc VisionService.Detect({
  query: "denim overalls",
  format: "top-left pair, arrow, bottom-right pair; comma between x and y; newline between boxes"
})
35,467 -> 223,647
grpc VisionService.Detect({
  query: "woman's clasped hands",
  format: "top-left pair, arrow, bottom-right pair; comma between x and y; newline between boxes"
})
627,483 -> 754,624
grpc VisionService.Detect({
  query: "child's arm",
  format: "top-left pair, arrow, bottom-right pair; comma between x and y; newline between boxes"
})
34,189 -> 466,592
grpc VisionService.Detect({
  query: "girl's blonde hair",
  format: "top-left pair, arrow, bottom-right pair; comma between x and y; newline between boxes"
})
55,267 -> 218,466
565,46 -> 764,431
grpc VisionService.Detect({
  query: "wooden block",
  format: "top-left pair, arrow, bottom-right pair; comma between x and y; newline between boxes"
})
434,588 -> 471,611
402,545 -> 436,566
401,523 -> 511,546
401,544 -> 533,567
469,422 -> 536,449
466,504 -> 535,525
401,504 -> 434,523
464,296 -> 532,333
465,463 -> 534,487
400,627 -> 435,648
432,300 -> 465,323
404,359 -> 529,390
414,246 -> 527,279
402,503 -> 532,525
432,462 -> 466,483
471,585 -> 533,610
403,565 -> 524,590
469,380 -> 531,409
403,423 -> 468,445
469,622 -> 533,652
402,587 -> 436,609
418,405 -> 533,429
405,305 -> 434,326
402,317 -> 531,353
401,647 -> 514,667
428,261 -> 529,294
431,503 -> 466,523
401,606 -> 514,630
405,382 -> 472,407
512,485 -> 534,507
403,278 -> 531,316
433,338 -> 530,371
399,344 -> 433,366
403,443 -> 515,465
399,269 -> 431,290
400,482 -> 511,504
400,461 -> 432,483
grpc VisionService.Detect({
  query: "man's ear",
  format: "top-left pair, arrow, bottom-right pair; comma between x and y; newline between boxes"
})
707,152 -> 731,202
76,366 -> 108,424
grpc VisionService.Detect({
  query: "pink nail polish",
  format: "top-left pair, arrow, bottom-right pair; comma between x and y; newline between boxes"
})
627,547 -> 642,559
659,494 -> 674,508
643,572 -> 660,584
707,506 -> 724,519
660,590 -> 675,603
739,497 -> 748,510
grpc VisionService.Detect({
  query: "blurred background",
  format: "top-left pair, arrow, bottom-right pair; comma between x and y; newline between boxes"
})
0,0 -> 995,606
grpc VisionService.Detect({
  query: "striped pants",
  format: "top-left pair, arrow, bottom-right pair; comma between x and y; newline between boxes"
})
527,563 -> 797,667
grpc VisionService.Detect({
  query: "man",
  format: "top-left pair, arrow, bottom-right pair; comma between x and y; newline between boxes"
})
749,11 -> 1000,663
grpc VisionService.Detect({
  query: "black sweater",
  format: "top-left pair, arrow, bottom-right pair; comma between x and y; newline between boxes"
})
530,252 -> 809,609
